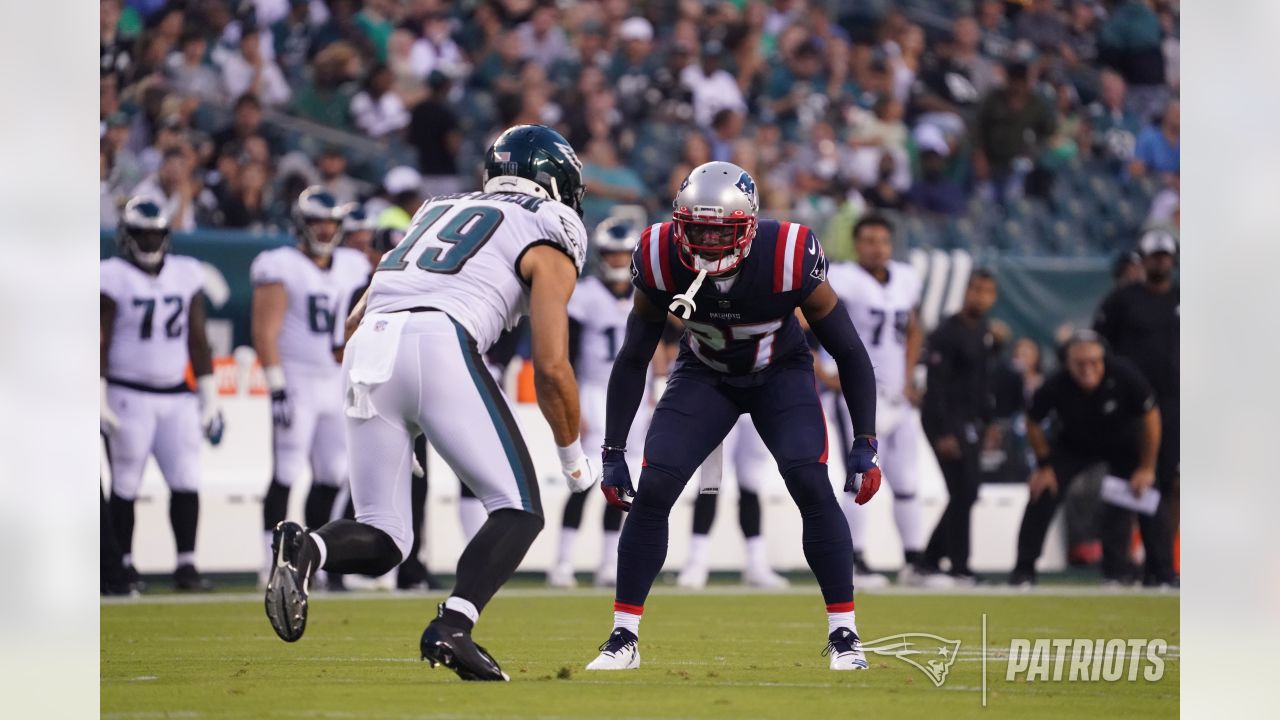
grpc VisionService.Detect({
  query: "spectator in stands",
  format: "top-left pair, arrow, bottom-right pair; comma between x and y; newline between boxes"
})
350,63 -> 410,138
375,166 -> 425,229
219,160 -> 273,229
101,141 -> 121,227
316,147 -> 361,205
666,132 -> 711,200
977,0 -> 1014,60
409,11 -> 466,82
355,0 -> 398,62
101,0 -> 132,81
472,28 -> 527,95
517,3 -> 570,70
1016,0 -> 1068,55
310,0 -> 375,59
1130,99 -> 1178,182
580,136 -> 649,228
681,38 -> 747,129
1010,330 -> 1165,586
408,72 -> 464,198
271,0 -> 314,85
1088,69 -> 1142,173
166,31 -> 221,101
133,146 -> 197,231
763,37 -> 827,140
862,153 -> 907,212
972,61 -> 1056,204
950,15 -> 1001,100
705,109 -> 744,163
221,26 -> 291,109
213,94 -> 271,160
138,113 -> 188,175
847,96 -> 909,190
1099,0 -> 1168,121
103,112 -> 146,200
291,41 -> 361,130
1112,250 -> 1145,288
909,127 -> 965,217
610,17 -> 657,119
1062,0 -> 1101,100
910,26 -> 985,145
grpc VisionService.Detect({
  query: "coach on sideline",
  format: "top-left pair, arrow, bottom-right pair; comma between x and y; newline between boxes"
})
1008,330 -> 1167,587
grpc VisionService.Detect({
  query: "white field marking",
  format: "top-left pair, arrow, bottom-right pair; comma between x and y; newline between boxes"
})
102,584 -> 1181,607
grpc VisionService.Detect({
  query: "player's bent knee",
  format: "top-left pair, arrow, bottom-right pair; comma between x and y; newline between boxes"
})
781,462 -> 835,506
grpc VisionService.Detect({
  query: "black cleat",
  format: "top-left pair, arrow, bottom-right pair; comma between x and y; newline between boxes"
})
1007,569 -> 1037,588
420,605 -> 509,681
173,563 -> 213,592
264,521 -> 318,642
124,564 -> 147,594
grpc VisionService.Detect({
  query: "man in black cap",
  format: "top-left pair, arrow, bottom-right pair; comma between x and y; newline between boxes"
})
1009,330 -> 1163,586
1092,228 -> 1179,586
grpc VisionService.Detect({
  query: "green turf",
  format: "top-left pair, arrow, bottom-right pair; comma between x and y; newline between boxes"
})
102,589 -> 1178,719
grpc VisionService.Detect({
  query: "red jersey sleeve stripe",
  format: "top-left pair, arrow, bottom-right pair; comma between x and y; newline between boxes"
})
638,225 -> 656,288
773,221 -> 792,293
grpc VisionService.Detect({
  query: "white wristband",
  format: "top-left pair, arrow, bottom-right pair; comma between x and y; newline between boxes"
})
197,374 -> 218,405
556,441 -> 585,465
264,365 -> 286,392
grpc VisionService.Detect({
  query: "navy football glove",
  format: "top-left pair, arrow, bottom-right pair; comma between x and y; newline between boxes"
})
845,435 -> 882,505
599,446 -> 635,511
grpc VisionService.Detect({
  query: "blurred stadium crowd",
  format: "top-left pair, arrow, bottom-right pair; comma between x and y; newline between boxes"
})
101,0 -> 1179,258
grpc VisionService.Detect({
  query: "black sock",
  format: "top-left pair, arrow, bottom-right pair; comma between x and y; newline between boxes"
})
783,463 -> 853,606
263,480 -> 290,531
439,607 -> 475,632
314,519 -> 403,576
305,483 -> 340,530
451,509 -> 544,613
562,489 -> 587,529
169,491 -> 199,556
738,489 -> 762,538
691,491 -> 717,535
903,550 -> 924,567
109,492 -> 136,559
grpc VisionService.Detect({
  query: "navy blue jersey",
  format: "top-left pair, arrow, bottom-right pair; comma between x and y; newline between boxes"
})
632,219 -> 828,375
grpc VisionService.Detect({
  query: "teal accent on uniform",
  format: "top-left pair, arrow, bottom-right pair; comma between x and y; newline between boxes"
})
452,321 -> 532,512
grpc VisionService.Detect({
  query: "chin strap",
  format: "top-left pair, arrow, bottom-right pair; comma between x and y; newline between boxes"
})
669,268 -> 708,319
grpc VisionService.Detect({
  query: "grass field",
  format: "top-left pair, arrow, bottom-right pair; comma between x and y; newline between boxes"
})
102,585 -> 1178,719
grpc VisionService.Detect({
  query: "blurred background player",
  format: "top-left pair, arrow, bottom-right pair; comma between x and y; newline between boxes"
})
101,197 -> 223,592
826,215 -> 934,588
919,270 -> 998,585
264,125 -> 595,683
589,162 -> 882,672
250,187 -> 370,587
675,420 -> 791,590
1092,228 -> 1179,587
549,217 -> 653,589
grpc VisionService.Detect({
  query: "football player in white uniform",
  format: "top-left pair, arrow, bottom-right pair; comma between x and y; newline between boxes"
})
675,419 -> 791,589
101,198 -> 224,592
547,217 -> 656,589
826,215 -> 941,587
264,125 -> 595,682
250,187 -> 371,583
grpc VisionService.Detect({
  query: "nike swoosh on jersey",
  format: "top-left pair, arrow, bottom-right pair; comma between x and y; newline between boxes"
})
808,238 -> 817,254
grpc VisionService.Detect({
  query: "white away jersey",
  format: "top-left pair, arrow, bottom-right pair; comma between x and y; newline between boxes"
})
827,259 -> 922,394
100,255 -> 205,388
568,276 -> 633,386
250,245 -> 371,371
365,192 -> 587,351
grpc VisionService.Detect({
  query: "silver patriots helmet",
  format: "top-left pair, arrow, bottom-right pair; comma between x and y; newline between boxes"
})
593,216 -> 642,284
117,197 -> 170,270
671,161 -> 760,275
292,186 -> 347,256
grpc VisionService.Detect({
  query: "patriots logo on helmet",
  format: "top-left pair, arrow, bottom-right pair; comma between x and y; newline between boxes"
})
734,172 -> 757,204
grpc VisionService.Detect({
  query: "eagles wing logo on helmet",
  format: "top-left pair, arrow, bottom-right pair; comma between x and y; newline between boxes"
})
554,142 -> 583,172
734,172 -> 757,205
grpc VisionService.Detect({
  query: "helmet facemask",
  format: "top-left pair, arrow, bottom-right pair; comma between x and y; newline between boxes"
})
123,227 -> 170,270
302,218 -> 343,257
673,209 -> 756,276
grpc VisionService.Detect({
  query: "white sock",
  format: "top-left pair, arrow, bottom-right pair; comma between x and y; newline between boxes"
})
600,530 -> 620,569
444,596 -> 480,626
744,535 -> 769,571
458,497 -> 486,542
263,530 -> 275,567
556,527 -> 578,566
827,609 -> 857,636
176,551 -> 195,566
613,610 -> 641,637
309,532 -> 328,569
122,553 -> 133,568
893,494 -> 924,556
686,534 -> 710,568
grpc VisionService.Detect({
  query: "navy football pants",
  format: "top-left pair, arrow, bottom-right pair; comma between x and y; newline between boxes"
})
614,357 -> 854,610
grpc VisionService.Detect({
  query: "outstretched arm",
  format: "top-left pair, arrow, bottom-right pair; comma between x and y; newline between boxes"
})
801,281 -> 876,438
603,290 -> 668,448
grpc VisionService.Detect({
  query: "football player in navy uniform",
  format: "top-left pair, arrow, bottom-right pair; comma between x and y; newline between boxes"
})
586,162 -> 883,671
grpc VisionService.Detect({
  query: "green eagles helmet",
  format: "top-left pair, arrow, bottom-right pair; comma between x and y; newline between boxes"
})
481,124 -> 585,216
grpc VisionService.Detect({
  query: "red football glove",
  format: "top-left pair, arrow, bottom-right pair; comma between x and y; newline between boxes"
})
599,447 -> 635,511
845,435 -> 882,505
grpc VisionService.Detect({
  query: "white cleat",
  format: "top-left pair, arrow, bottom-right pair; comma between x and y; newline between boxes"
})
593,564 -> 617,588
676,564 -> 709,590
586,628 -> 641,670
547,561 -> 578,589
743,566 -> 790,589
825,627 -> 869,670
898,564 -> 956,589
